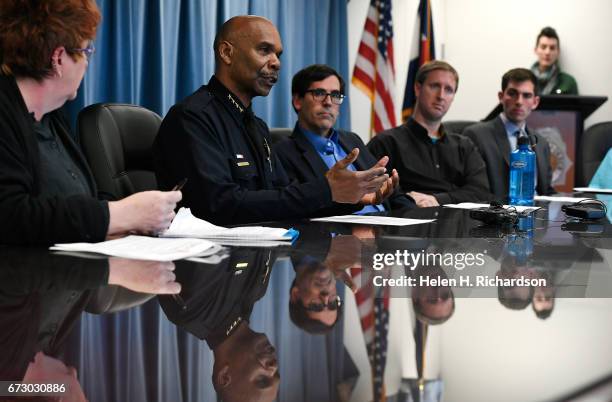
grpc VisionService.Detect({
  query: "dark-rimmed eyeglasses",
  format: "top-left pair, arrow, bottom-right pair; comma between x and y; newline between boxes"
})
305,89 -> 345,105
70,43 -> 95,59
304,295 -> 342,312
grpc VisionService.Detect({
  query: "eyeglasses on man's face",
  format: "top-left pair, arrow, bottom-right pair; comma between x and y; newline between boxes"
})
305,88 -> 345,105
70,43 -> 95,59
304,295 -> 342,312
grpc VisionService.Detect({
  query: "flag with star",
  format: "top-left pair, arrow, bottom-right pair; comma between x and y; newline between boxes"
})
402,0 -> 435,122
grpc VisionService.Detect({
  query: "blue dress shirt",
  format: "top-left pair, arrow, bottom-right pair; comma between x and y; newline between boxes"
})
300,126 -> 384,214
499,113 -> 538,192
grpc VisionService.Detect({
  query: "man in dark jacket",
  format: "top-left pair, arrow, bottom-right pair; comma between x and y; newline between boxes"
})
463,68 -> 555,200
153,16 -> 393,226
274,64 -> 412,216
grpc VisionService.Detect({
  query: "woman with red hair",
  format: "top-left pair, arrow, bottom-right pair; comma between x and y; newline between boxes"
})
0,0 -> 181,245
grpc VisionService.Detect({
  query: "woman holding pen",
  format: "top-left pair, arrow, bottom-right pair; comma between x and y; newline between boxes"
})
0,0 -> 181,246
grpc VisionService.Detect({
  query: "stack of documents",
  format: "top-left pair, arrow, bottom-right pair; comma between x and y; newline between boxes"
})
162,208 -> 299,245
51,235 -> 218,261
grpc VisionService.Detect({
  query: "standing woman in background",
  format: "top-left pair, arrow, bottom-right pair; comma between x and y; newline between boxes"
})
531,26 -> 578,95
0,0 -> 181,245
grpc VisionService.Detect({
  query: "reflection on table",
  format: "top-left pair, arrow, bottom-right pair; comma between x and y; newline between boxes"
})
0,197 -> 611,402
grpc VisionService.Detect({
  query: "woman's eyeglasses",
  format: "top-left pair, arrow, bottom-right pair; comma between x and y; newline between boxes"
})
70,43 -> 95,59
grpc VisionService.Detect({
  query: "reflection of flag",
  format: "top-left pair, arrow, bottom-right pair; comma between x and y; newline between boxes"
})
402,0 -> 435,122
352,0 -> 396,137
351,267 -> 390,402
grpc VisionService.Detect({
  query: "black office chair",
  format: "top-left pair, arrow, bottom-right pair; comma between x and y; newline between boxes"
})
269,127 -> 292,145
77,103 -> 162,200
442,120 -> 478,135
78,103 -> 163,314
576,122 -> 612,186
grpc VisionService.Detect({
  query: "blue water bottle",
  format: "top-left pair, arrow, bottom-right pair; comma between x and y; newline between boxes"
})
509,134 -> 535,205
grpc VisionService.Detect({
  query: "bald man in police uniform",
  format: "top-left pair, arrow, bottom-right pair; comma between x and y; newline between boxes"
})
154,16 -> 394,225
159,248 -> 279,402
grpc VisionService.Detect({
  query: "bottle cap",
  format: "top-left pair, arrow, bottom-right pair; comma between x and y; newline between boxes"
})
517,134 -> 530,146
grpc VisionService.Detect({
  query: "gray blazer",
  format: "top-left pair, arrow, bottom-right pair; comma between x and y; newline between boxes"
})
463,117 -> 555,200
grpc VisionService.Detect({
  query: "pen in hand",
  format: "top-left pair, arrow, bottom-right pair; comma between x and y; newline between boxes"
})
152,178 -> 186,238
169,178 -> 187,309
172,293 -> 188,311
172,178 -> 188,192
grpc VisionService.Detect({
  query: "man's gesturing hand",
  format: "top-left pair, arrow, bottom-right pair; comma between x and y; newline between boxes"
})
325,148 -> 389,204
361,156 -> 399,205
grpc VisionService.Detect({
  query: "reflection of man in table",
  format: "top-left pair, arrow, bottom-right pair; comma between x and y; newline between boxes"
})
532,269 -> 555,319
289,233 -> 362,334
463,68 -> 556,201
411,265 -> 455,325
496,256 -> 536,311
159,248 -> 279,402
290,259 -> 342,332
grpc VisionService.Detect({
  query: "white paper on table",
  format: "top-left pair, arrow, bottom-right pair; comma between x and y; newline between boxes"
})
163,208 -> 294,241
443,202 -> 541,213
310,215 -> 435,226
573,187 -> 612,194
534,195 -> 590,203
51,235 -> 217,261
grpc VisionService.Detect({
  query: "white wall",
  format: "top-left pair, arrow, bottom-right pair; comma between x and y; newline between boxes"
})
347,0 -> 612,143
440,298 -> 612,402
345,297 -> 612,402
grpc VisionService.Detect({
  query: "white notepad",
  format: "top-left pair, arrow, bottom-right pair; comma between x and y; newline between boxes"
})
51,235 -> 217,261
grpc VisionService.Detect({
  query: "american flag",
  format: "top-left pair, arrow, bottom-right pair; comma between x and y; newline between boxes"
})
402,0 -> 436,121
352,0 -> 396,136
351,267 -> 390,402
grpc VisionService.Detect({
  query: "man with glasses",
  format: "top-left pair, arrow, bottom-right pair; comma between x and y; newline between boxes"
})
289,259 -> 344,334
463,68 -> 555,200
275,64 -> 413,215
154,17 -> 394,225
288,231 -> 365,334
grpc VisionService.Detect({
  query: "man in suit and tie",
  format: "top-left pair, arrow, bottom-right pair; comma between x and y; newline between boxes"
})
274,64 -> 414,216
463,68 -> 555,200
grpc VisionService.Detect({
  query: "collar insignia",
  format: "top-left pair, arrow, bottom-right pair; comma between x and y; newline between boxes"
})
227,94 -> 244,113
226,316 -> 242,336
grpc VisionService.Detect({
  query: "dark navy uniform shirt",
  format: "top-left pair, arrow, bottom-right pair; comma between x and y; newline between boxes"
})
153,76 -> 334,225
159,248 -> 275,349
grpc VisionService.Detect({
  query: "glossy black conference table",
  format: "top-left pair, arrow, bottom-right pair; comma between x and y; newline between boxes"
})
1,196 -> 611,402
